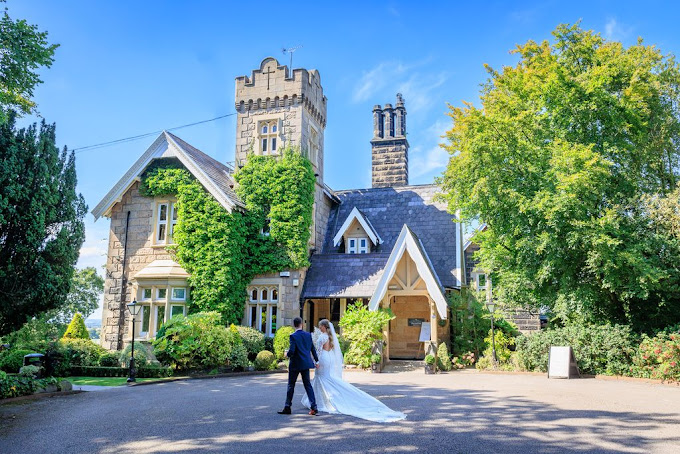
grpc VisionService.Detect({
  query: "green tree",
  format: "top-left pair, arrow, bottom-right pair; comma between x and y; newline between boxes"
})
440,23 -> 680,332
0,115 -> 86,335
0,4 -> 58,123
57,267 -> 105,324
62,313 -> 90,340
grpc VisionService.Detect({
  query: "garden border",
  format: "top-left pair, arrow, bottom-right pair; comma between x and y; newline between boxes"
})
0,390 -> 83,405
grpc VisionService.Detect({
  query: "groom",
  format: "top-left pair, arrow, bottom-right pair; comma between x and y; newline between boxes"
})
278,317 -> 319,416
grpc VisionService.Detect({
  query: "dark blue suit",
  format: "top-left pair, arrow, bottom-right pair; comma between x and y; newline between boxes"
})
285,329 -> 318,409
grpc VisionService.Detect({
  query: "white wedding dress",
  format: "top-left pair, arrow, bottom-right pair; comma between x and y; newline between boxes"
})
301,324 -> 406,423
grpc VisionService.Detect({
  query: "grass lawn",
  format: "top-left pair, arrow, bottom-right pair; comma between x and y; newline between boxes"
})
67,376 -> 173,386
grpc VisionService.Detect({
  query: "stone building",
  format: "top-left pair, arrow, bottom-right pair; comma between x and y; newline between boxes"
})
93,57 -> 476,359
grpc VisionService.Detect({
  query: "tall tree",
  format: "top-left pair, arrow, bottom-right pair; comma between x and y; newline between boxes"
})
57,266 -> 104,324
0,114 -> 86,335
0,4 -> 58,123
441,23 -> 680,332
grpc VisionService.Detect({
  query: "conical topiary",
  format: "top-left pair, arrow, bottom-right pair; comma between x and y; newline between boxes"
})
62,313 -> 90,339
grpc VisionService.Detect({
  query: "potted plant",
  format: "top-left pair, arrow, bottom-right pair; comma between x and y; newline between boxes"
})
424,354 -> 436,374
370,354 -> 382,373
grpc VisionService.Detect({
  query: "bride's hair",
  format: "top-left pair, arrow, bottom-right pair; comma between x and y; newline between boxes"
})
319,319 -> 334,350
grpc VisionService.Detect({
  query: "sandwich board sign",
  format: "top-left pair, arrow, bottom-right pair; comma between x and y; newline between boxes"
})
548,346 -> 580,379
418,322 -> 431,342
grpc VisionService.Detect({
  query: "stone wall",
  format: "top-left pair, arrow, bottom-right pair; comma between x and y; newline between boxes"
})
370,139 -> 409,188
101,182 -> 175,351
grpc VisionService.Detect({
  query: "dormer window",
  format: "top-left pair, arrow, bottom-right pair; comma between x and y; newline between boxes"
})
333,207 -> 383,254
347,237 -> 369,254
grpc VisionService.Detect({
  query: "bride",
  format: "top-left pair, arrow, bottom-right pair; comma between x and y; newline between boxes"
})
301,319 -> 406,422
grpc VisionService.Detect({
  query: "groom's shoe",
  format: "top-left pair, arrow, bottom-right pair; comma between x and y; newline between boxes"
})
278,407 -> 292,415
309,409 -> 318,416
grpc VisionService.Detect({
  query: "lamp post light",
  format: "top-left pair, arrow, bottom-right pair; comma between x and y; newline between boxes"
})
485,276 -> 497,366
126,300 -> 142,383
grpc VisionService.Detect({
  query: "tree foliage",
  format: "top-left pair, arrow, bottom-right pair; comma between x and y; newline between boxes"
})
441,23 -> 680,332
62,313 -> 90,340
0,115 -> 86,335
0,6 -> 58,123
58,267 -> 104,323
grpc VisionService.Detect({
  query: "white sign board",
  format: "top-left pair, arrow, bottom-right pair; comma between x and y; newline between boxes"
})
419,322 -> 431,342
548,346 -> 580,379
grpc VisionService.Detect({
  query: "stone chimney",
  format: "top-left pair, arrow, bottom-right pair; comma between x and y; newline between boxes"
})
371,94 -> 409,188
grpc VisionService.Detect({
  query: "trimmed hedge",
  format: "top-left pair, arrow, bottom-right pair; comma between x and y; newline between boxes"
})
274,326 -> 294,360
68,365 -> 172,378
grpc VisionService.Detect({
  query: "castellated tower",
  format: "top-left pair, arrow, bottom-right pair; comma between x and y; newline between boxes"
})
371,94 -> 409,188
234,57 -> 327,182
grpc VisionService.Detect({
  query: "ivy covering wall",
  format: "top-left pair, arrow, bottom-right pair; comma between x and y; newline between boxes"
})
139,148 -> 315,324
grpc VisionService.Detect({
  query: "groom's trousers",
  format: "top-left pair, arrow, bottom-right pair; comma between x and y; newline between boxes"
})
285,369 -> 317,410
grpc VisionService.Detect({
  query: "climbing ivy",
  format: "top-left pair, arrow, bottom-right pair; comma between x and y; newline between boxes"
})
139,146 -> 315,324
235,146 -> 316,269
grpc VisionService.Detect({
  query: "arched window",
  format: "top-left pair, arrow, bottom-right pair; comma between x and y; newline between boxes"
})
247,286 -> 279,337
259,120 -> 279,154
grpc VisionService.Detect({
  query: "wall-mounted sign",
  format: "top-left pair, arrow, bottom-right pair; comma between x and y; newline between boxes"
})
408,318 -> 425,326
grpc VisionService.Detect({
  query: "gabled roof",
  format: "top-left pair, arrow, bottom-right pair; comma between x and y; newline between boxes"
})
463,223 -> 487,251
368,225 -> 448,319
322,185 -> 461,288
332,206 -> 383,246
91,131 -> 244,220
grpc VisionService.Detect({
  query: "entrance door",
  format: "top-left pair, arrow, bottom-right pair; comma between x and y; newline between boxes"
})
389,296 -> 429,359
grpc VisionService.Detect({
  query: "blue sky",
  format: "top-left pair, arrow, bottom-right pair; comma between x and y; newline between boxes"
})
9,1 -> 680,318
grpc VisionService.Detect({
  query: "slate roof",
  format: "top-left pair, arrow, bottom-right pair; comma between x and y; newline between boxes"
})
302,184 -> 460,299
166,132 -> 245,209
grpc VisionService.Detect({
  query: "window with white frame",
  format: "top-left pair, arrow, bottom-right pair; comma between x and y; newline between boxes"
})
247,286 -> 279,337
259,120 -> 279,155
473,273 -> 487,290
347,237 -> 369,254
155,202 -> 177,245
134,284 -> 187,339
171,287 -> 186,301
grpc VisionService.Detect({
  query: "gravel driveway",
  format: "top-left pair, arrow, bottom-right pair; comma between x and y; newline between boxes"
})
1,370 -> 679,453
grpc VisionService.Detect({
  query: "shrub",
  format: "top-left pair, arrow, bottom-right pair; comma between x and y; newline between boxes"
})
515,324 -> 637,375
60,338 -> 106,367
67,365 -> 172,378
632,331 -> 680,382
119,343 -> 153,368
274,326 -> 295,360
452,351 -> 476,369
254,350 -> 276,371
19,365 -> 41,378
339,303 -> 395,368
98,352 -> 120,367
153,312 -> 245,371
0,349 -> 35,373
1,373 -> 59,399
235,325 -> 265,359
437,343 -> 453,371
264,336 -> 274,353
62,313 -> 90,340
424,354 -> 435,365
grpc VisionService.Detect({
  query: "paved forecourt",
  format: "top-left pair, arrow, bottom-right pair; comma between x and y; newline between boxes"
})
1,369 -> 680,453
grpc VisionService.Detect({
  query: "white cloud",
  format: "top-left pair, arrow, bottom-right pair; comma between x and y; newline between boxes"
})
409,119 -> 450,179
604,18 -> 633,41
352,62 -> 408,103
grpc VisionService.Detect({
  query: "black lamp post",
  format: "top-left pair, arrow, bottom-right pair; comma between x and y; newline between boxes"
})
486,276 -> 497,365
126,300 -> 142,383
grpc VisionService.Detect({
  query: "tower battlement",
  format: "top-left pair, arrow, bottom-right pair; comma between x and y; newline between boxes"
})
233,57 -> 326,180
